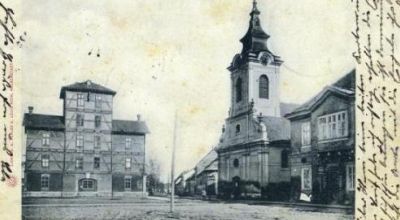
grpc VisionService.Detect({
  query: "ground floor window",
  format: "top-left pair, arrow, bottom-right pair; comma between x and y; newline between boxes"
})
346,164 -> 355,191
79,178 -> 97,191
124,176 -> 132,191
301,167 -> 312,190
41,174 -> 49,190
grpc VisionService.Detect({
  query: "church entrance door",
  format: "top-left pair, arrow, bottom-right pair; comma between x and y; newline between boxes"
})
232,176 -> 241,199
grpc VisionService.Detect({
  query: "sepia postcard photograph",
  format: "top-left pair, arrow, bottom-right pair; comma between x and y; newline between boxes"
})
0,0 -> 398,220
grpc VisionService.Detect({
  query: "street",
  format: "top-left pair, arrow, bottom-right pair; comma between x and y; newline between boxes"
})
22,197 -> 354,220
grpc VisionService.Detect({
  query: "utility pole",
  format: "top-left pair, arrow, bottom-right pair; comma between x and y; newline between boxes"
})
170,111 -> 178,213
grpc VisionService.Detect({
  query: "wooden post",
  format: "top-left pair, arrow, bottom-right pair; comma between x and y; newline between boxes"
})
170,111 -> 178,213
142,135 -> 147,198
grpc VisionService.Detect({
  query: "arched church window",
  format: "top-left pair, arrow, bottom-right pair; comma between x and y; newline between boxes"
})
233,158 -> 239,168
236,78 -> 242,102
235,124 -> 241,134
281,150 -> 289,168
259,75 -> 269,99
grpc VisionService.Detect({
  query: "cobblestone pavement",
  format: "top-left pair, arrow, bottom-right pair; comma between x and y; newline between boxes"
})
22,197 -> 354,220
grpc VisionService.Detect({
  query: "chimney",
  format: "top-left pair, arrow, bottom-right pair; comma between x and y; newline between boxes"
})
137,114 -> 141,121
28,106 -> 34,114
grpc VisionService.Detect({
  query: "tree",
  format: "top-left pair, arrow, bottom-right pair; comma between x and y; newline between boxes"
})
146,158 -> 163,195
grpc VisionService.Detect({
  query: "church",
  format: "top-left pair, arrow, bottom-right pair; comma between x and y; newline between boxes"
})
216,1 -> 297,199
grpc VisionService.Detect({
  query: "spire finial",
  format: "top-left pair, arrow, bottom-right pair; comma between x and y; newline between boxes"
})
251,0 -> 260,15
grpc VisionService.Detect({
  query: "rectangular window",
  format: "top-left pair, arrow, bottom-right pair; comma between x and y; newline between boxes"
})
42,133 -> 50,146
125,138 -> 132,151
301,122 -> 311,148
76,114 -> 84,127
41,155 -> 49,168
41,174 -> 49,190
125,158 -> 131,169
94,157 -> 100,169
77,93 -> 85,107
95,95 -> 102,108
346,164 -> 355,191
94,135 -> 101,149
318,111 -> 348,141
76,158 -> 83,169
95,115 -> 101,128
124,176 -> 132,190
76,135 -> 84,149
301,167 -> 312,190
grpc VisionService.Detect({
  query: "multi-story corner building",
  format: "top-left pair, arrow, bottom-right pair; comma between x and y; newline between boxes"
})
216,1 -> 298,199
23,80 -> 149,197
285,70 -> 355,205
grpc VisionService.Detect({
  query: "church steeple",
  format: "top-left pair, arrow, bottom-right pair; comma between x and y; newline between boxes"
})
240,0 -> 270,55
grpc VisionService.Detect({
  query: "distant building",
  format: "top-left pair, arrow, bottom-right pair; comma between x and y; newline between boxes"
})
216,1 -> 298,199
176,149 -> 218,197
23,80 -> 149,197
193,150 -> 218,197
285,71 -> 355,205
175,169 -> 195,196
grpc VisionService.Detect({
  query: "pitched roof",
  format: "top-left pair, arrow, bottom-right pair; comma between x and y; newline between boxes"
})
23,113 -> 149,135
280,102 -> 300,117
60,80 -> 116,98
175,169 -> 195,184
23,113 -> 64,131
285,69 -> 355,119
112,120 -> 150,135
259,116 -> 291,141
195,150 -> 218,176
204,160 -> 218,172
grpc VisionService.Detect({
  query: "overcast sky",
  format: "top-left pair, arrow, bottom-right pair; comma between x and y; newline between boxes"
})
21,0 -> 354,181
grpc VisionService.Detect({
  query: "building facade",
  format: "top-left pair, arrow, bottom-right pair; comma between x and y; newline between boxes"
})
193,150 -> 218,197
23,80 -> 149,197
216,1 -> 297,200
285,71 -> 355,205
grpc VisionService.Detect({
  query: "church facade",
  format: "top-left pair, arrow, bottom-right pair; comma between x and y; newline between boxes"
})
23,80 -> 149,197
216,1 -> 297,200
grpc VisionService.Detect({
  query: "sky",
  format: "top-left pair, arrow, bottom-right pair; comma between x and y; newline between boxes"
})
20,0 -> 355,181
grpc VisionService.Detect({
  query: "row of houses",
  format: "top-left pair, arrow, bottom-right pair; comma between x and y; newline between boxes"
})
176,1 -> 355,205
175,150 -> 218,197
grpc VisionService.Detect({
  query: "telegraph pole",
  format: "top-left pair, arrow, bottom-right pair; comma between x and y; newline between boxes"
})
170,111 -> 178,213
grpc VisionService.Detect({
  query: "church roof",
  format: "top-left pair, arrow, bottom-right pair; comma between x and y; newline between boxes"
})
229,1 -> 282,70
258,116 -> 291,141
60,80 -> 116,98
285,69 -> 355,120
240,0 -> 271,55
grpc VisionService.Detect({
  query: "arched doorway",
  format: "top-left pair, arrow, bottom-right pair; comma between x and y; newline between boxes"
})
232,176 -> 241,199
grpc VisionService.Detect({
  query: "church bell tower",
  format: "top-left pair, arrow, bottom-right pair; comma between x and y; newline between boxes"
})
228,0 -> 283,118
